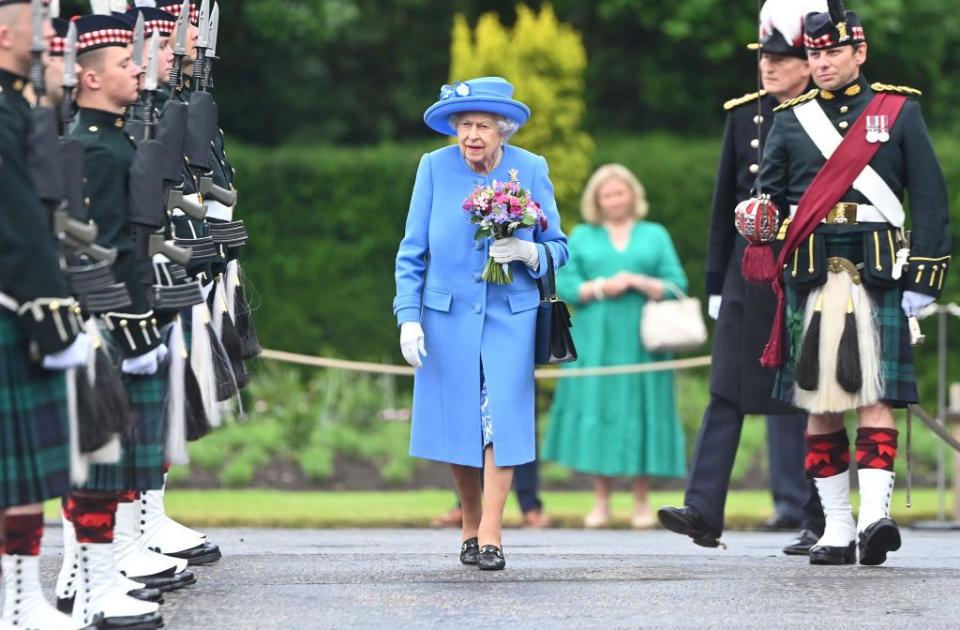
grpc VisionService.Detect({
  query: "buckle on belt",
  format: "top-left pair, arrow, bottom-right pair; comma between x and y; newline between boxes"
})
826,202 -> 859,225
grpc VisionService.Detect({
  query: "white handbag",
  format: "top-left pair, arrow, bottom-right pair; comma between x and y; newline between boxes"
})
640,281 -> 708,353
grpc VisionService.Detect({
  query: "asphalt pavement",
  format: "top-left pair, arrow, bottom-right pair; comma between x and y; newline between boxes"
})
38,527 -> 960,629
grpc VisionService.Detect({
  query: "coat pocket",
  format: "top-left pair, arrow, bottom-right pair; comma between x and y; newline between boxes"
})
508,289 -> 541,314
860,228 -> 903,289
784,233 -> 826,291
422,286 -> 452,312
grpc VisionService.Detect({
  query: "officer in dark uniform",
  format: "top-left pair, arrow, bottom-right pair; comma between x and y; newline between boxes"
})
0,2 -> 88,626
658,0 -> 825,552
754,0 -> 949,566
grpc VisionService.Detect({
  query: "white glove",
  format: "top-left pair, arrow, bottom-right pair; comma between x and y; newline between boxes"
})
902,290 -> 935,317
122,344 -> 169,376
42,333 -> 91,371
490,237 -> 539,270
399,322 -> 426,368
708,295 -> 722,321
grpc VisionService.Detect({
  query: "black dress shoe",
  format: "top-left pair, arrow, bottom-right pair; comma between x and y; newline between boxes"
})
761,513 -> 802,532
124,567 -> 197,592
93,610 -> 165,630
657,506 -> 721,548
809,541 -> 856,565
477,545 -> 505,571
460,537 -> 479,565
162,541 -> 222,566
783,529 -> 821,556
858,518 -> 901,566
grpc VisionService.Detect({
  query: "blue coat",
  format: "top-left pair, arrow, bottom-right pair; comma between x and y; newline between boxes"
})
393,144 -> 568,468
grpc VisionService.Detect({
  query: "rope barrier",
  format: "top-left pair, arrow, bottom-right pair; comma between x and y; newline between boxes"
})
259,348 -> 712,378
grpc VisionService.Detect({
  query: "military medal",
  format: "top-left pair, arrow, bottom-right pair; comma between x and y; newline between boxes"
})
866,115 -> 879,143
877,115 -> 890,143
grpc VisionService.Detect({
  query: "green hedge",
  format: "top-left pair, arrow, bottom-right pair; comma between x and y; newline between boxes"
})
232,132 -> 960,402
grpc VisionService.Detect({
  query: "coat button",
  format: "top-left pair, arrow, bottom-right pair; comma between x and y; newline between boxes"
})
749,164 -> 759,175
838,121 -> 849,129
753,115 -> 764,125
840,105 -> 849,114
750,138 -> 760,149
473,273 -> 483,283
473,304 -> 482,314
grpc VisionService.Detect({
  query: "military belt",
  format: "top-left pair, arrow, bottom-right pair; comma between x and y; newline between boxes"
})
789,202 -> 887,225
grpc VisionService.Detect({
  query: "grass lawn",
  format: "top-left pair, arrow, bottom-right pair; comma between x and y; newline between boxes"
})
45,488 -> 954,529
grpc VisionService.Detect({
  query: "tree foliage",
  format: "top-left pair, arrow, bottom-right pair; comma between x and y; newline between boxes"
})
449,4 -> 594,220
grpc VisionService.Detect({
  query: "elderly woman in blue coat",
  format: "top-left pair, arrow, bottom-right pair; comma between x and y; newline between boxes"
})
394,77 -> 567,570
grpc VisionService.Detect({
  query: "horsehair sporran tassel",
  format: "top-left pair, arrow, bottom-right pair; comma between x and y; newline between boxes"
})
212,274 -> 226,337
794,270 -> 882,414
164,316 -> 189,465
836,296 -> 862,393
225,259 -> 239,321
184,360 -> 212,441
191,301 -> 222,429
796,292 -> 823,391
86,318 -> 133,437
66,366 -> 88,486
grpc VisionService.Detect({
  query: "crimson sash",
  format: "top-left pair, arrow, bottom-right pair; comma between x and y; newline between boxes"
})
761,93 -> 908,368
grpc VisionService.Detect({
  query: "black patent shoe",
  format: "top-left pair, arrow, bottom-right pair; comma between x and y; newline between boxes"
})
858,518 -> 901,566
783,529 -> 821,556
460,537 -> 479,565
657,505 -> 722,548
57,586 -> 163,614
125,567 -> 197,592
163,541 -> 223,566
477,545 -> 506,571
809,541 -> 856,565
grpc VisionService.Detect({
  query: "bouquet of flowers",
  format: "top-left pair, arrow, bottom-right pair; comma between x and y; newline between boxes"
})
463,169 -> 547,284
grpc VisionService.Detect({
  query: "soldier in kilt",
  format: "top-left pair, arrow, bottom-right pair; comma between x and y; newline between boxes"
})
48,13 -> 204,630
0,2 -> 93,627
127,0 -> 228,565
658,0 -> 824,553
754,0 -> 950,567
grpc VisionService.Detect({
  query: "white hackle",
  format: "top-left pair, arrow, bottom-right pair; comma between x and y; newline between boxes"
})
760,0 -> 827,46
89,0 -> 111,15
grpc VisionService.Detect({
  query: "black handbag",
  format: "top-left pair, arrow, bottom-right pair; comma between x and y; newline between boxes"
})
535,246 -> 577,365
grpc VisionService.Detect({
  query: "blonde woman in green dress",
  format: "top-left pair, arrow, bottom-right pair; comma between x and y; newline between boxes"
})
545,164 -> 688,529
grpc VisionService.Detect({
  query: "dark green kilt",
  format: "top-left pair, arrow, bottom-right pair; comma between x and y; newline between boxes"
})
774,231 -> 918,408
83,363 -> 168,492
0,310 -> 71,507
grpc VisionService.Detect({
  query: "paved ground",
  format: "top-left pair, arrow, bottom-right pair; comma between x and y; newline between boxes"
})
39,527 -> 960,629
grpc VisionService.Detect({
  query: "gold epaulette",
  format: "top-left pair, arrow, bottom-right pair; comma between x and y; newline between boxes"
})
723,90 -> 767,111
773,89 -> 818,112
871,83 -> 922,97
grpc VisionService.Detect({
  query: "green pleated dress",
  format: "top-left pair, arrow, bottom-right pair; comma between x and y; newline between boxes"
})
544,221 -> 687,478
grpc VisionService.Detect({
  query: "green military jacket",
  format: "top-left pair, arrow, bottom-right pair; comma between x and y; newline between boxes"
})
73,107 -> 160,357
758,74 -> 951,298
0,69 -> 77,354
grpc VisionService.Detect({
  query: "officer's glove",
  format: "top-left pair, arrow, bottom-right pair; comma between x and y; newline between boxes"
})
708,295 -> 722,321
902,291 -> 935,318
399,322 -> 426,369
42,333 -> 91,371
490,237 -> 539,270
122,344 -> 169,376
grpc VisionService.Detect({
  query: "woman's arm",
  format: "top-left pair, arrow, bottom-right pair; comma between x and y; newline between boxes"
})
651,225 -> 689,300
393,154 -> 433,326
528,155 -> 568,279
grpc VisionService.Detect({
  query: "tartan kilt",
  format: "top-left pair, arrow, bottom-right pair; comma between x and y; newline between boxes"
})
0,310 -> 71,507
774,231 -> 918,408
83,362 -> 168,492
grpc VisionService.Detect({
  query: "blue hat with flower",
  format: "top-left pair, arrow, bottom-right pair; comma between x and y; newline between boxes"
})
423,76 -> 531,136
